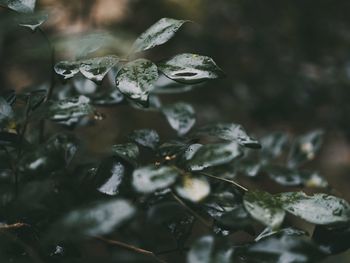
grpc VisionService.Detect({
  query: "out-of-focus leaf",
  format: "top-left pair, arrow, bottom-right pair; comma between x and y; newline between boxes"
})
187,142 -> 242,171
79,55 -> 119,84
255,227 -> 308,242
91,88 -> 124,106
95,158 -> 125,196
0,97 -> 14,127
54,61 -> 80,80
53,199 -> 135,238
153,74 -> 194,94
195,123 -> 261,149
17,12 -> 48,31
132,165 -> 180,194
277,192 -> 350,226
288,130 -> 324,168
243,191 -> 285,229
115,59 -> 158,105
162,102 -> 196,136
128,129 -> 159,149
131,18 -> 188,53
159,53 -> 224,83
1,0 -> 36,13
175,175 -> 210,202
111,143 -> 139,166
188,235 -> 234,263
241,234 -> 326,263
0,131 -> 18,147
261,132 -> 289,160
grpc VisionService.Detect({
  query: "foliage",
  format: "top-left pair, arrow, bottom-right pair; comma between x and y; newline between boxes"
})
0,1 -> 349,262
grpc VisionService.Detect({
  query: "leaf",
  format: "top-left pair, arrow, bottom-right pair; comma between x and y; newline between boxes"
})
79,55 -> 119,83
40,96 -> 94,121
0,97 -> 14,127
128,129 -> 159,149
132,165 -> 180,194
115,59 -> 158,104
111,143 -> 139,166
243,191 -> 285,229
261,132 -> 289,160
188,235 -> 234,263
55,199 -> 135,238
95,158 -> 125,196
288,130 -> 324,168
255,227 -> 308,242
17,12 -> 48,31
187,142 -> 242,171
242,234 -> 326,263
153,74 -> 194,94
159,53 -> 224,83
91,88 -> 124,106
54,61 -> 80,80
277,192 -> 350,226
175,175 -> 210,202
131,18 -> 188,53
195,123 -> 261,149
162,102 -> 196,136
4,0 -> 36,13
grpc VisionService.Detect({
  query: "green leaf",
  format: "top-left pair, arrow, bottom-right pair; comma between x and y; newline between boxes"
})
255,227 -> 308,242
162,102 -> 196,136
159,53 -> 224,83
129,129 -> 159,149
195,123 -> 261,149
112,143 -> 139,166
54,61 -> 80,80
116,59 -> 158,104
132,165 -> 180,194
79,55 -> 119,84
17,12 -> 48,31
131,18 -> 188,53
243,191 -> 285,229
187,142 -> 242,171
277,192 -> 350,226
261,132 -> 289,160
188,235 -> 234,263
0,97 -> 14,127
95,158 -> 125,196
1,0 -> 36,13
175,175 -> 210,202
91,88 -> 124,106
288,130 -> 324,168
55,199 -> 135,238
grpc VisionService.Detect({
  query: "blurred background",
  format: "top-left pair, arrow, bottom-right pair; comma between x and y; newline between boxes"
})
1,1 -> 350,260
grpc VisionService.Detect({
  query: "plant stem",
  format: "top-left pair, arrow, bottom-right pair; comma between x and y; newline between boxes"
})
171,192 -> 212,229
200,172 -> 248,192
95,236 -> 167,263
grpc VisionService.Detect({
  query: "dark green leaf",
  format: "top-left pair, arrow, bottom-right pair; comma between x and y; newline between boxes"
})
162,102 -> 196,136
2,0 -> 36,13
277,192 -> 350,226
79,55 -> 119,83
288,130 -> 324,168
187,142 -> 242,171
54,61 -> 80,80
159,53 -> 224,83
111,143 -> 139,165
175,175 -> 210,202
131,18 -> 188,53
116,59 -> 158,104
255,227 -> 308,242
153,74 -> 194,94
17,12 -> 48,31
195,123 -> 261,149
0,97 -> 14,127
91,88 -> 124,106
129,129 -> 159,149
243,191 -> 285,229
132,165 -> 180,193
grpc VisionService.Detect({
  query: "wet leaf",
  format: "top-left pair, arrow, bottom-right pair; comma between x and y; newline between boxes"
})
159,53 -> 224,83
243,191 -> 285,229
111,143 -> 139,165
2,0 -> 36,13
95,158 -> 125,196
266,166 -> 303,186
115,59 -> 158,104
195,123 -> 261,149
79,55 -> 119,83
187,142 -> 242,171
255,227 -> 308,242
128,129 -> 159,149
277,192 -> 350,226
91,88 -> 124,106
175,175 -> 210,202
0,97 -> 14,127
17,12 -> 48,31
261,132 -> 289,160
188,235 -> 234,263
162,102 -> 196,136
54,199 -> 135,238
131,18 -> 188,53
288,130 -> 324,168
153,74 -> 194,94
54,61 -> 80,80
132,165 -> 180,194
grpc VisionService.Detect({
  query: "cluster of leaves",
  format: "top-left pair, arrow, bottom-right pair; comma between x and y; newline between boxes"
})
0,1 -> 350,262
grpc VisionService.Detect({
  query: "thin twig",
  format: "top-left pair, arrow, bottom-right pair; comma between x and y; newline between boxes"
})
0,222 -> 30,230
171,192 -> 212,229
200,172 -> 248,192
95,236 -> 167,263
